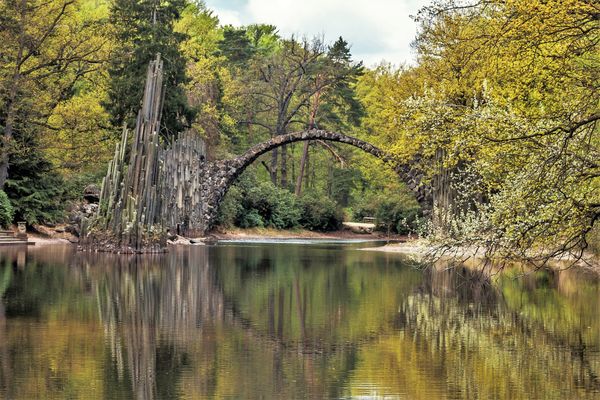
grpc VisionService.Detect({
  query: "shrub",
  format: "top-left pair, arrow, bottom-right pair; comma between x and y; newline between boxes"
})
5,151 -> 66,225
215,185 -> 243,228
242,182 -> 300,229
218,178 -> 301,230
216,173 -> 343,232
238,209 -> 264,228
270,187 -> 301,229
0,190 -> 14,228
354,191 -> 421,234
298,193 -> 343,231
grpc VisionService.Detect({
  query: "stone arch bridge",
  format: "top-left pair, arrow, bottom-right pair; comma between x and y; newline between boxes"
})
181,129 -> 431,235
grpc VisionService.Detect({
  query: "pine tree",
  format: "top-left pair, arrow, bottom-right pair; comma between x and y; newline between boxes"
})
323,37 -> 365,129
217,26 -> 255,66
106,0 -> 195,139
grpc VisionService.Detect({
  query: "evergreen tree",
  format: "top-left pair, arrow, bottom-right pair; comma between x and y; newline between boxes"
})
5,135 -> 67,225
217,26 -> 255,65
106,0 -> 195,139
324,37 -> 365,128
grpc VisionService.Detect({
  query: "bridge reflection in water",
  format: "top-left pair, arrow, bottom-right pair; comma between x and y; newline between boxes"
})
0,243 -> 598,399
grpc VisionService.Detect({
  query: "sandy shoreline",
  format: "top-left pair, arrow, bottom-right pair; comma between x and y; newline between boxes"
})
361,241 -> 600,276
360,241 -> 432,255
19,227 -> 403,247
27,234 -> 74,245
209,227 -> 405,241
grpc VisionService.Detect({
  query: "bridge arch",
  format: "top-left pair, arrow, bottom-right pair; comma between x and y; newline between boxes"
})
201,129 -> 430,231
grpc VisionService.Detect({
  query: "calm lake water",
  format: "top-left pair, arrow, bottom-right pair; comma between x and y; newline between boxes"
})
0,242 -> 598,399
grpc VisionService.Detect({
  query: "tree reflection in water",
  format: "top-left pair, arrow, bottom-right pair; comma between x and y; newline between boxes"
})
0,244 -> 597,399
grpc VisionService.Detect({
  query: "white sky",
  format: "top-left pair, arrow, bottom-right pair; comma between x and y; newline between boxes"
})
203,0 -> 431,67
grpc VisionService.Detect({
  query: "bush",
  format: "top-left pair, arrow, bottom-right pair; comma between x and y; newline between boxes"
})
299,193 -> 343,231
238,209 -> 264,228
215,185 -> 243,228
5,151 -> 67,225
217,176 -> 346,231
0,190 -> 14,228
354,191 -> 421,234
243,182 -> 300,229
218,178 -> 301,230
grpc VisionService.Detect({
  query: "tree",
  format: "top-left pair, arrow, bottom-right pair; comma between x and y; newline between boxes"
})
360,0 -> 600,263
217,26 -> 255,66
0,0 -> 109,188
4,135 -> 67,225
295,37 -> 364,195
235,38 -> 325,186
236,36 -> 364,189
175,1 -> 229,156
106,0 -> 195,139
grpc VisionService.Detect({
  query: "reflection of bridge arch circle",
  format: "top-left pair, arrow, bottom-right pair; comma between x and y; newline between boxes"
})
204,129 -> 431,229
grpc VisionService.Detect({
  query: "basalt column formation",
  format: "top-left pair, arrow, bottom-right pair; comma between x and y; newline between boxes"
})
80,55 -> 208,253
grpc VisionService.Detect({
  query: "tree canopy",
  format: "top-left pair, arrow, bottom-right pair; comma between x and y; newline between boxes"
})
358,0 -> 600,262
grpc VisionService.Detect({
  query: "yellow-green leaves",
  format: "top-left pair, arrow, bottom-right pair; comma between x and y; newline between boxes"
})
358,0 -> 600,261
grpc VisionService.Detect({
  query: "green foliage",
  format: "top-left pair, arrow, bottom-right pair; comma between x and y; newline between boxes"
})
106,0 -> 195,139
355,0 -> 599,260
242,181 -> 300,229
0,190 -> 14,228
218,172 -> 344,231
330,167 -> 360,207
215,185 -> 243,228
238,209 -> 264,229
0,0 -> 111,190
354,191 -> 421,234
319,37 -> 365,129
218,26 -> 256,65
298,193 -> 343,231
61,170 -> 106,202
246,24 -> 279,54
5,150 -> 67,225
218,174 -> 300,229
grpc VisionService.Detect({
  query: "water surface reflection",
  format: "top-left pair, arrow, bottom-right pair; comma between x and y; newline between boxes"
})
0,244 -> 597,399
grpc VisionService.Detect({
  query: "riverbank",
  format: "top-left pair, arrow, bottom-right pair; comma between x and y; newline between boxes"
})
27,233 -> 74,245
209,227 -> 407,241
21,224 -> 404,247
363,240 -> 600,276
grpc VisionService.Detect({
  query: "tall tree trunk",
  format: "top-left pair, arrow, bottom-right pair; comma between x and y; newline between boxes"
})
306,148 -> 312,189
327,159 -> 333,197
280,144 -> 287,188
310,155 -> 316,189
290,144 -> 296,187
295,141 -> 310,196
295,88 -> 321,195
270,148 -> 278,185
